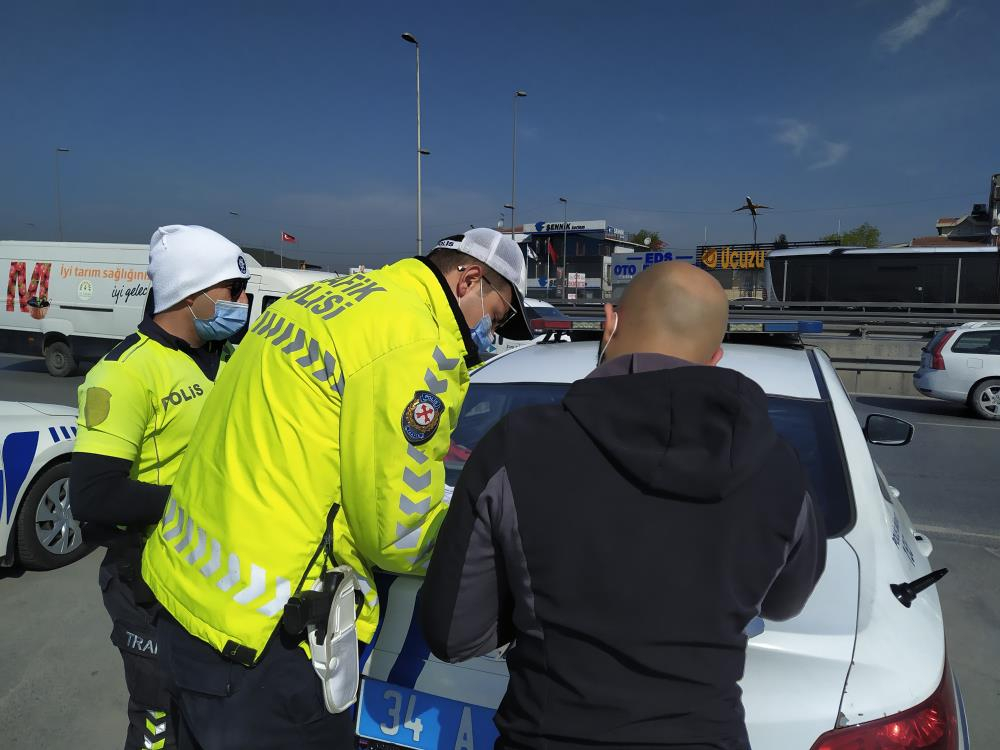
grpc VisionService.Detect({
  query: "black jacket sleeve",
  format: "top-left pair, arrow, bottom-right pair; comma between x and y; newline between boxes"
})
760,490 -> 827,621
70,452 -> 170,527
422,420 -> 514,663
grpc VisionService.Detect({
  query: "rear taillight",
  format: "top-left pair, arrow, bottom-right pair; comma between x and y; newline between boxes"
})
810,663 -> 958,749
531,319 -> 572,332
931,330 -> 955,370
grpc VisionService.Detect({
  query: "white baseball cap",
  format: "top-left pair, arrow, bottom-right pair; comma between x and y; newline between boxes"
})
431,228 -> 532,340
147,225 -> 250,313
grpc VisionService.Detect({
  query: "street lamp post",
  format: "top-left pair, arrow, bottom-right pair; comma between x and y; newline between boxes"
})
54,147 -> 70,241
402,33 -> 429,256
559,197 -> 568,301
510,90 -> 527,252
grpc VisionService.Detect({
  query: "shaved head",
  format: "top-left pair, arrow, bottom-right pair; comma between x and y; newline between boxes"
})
601,262 -> 729,365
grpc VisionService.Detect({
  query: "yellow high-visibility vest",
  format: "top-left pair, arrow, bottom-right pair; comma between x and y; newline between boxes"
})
142,258 -> 474,660
74,321 -> 232,535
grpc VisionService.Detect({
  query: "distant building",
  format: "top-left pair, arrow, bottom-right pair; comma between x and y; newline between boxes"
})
694,240 -> 839,299
505,219 -> 679,302
911,173 -> 1000,246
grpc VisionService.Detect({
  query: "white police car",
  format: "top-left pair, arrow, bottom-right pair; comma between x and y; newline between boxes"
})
491,298 -> 603,356
0,401 -> 88,570
357,322 -> 970,750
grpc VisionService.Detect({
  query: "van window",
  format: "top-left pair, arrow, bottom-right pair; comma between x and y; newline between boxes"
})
261,295 -> 282,314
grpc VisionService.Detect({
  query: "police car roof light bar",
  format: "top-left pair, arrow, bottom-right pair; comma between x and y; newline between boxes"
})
727,320 -> 824,334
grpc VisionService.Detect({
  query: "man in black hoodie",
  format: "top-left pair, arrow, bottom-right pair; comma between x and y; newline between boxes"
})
421,261 -> 826,750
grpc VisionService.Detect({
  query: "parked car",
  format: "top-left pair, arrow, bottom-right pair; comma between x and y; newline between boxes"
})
0,400 -> 88,569
914,321 -> 1000,420
356,323 -> 969,750
492,298 -> 603,356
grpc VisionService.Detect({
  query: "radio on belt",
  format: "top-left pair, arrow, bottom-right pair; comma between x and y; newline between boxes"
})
283,570 -> 341,638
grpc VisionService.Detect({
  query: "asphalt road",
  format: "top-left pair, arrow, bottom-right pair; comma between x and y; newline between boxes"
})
0,355 -> 996,748
854,392 -> 1000,746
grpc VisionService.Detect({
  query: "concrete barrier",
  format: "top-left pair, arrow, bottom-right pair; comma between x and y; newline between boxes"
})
804,336 -> 925,397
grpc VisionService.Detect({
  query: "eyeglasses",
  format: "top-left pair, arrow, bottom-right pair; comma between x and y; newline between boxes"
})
223,278 -> 248,301
482,277 -> 517,329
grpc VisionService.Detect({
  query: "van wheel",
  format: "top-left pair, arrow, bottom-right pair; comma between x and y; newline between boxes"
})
970,379 -> 1000,420
44,341 -> 76,377
15,462 -> 91,570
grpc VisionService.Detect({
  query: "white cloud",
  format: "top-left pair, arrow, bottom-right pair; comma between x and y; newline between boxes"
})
767,118 -> 850,170
880,0 -> 951,52
809,141 -> 851,170
774,118 -> 813,155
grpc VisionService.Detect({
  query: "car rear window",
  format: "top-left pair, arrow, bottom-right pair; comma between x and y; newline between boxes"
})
525,306 -> 568,321
446,384 -> 851,537
950,331 -> 1000,355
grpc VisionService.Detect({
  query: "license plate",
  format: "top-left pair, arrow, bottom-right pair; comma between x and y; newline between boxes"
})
356,678 -> 498,750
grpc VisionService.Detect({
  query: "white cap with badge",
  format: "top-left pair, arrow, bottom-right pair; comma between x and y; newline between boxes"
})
431,227 -> 532,340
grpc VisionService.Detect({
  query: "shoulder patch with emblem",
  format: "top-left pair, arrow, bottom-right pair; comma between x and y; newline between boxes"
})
84,387 -> 113,428
401,391 -> 444,445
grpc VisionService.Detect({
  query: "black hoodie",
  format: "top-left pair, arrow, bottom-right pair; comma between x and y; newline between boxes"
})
422,353 -> 826,750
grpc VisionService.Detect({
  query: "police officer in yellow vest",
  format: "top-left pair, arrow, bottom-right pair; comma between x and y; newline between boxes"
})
72,225 -> 251,750
141,228 -> 531,748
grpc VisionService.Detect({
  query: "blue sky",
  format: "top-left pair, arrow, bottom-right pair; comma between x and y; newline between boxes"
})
2,0 -> 997,269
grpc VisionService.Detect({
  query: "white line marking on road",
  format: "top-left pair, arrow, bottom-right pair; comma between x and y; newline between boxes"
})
917,525 -> 1000,543
913,421 -> 1000,431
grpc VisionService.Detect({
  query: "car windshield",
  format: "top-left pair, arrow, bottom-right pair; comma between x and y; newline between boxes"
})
446,383 -> 851,537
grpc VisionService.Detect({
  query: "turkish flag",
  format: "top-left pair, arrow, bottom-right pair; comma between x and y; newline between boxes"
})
547,238 -> 558,265
281,232 -> 297,243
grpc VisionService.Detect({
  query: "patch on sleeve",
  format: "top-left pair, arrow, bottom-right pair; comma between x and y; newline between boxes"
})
84,387 -> 112,428
401,391 -> 444,445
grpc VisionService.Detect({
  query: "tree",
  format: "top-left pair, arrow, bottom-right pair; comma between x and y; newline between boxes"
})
820,222 -> 881,248
630,229 -> 666,250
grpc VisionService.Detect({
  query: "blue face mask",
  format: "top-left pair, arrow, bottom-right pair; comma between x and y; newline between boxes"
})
470,315 -> 495,356
191,293 -> 249,341
468,281 -> 496,357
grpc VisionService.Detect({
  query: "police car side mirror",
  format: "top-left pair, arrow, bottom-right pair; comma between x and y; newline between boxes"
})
864,414 -> 913,446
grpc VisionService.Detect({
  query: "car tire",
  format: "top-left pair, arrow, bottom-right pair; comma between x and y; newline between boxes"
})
15,462 -> 91,570
970,379 -> 1000,420
44,341 -> 77,377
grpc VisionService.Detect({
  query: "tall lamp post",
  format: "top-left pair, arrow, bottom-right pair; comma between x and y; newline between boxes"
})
510,90 -> 527,252
559,197 -> 568,300
54,147 -> 70,241
402,33 -> 429,255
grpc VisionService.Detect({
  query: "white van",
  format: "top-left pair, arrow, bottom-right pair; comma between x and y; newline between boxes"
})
1,240 -> 338,376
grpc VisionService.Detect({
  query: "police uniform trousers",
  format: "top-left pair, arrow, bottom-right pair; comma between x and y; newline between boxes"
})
156,611 -> 356,750
99,541 -> 176,750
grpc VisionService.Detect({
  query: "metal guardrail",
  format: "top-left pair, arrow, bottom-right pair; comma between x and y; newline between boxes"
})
543,299 -> 1000,377
547,300 -> 1000,339
824,357 -> 918,373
